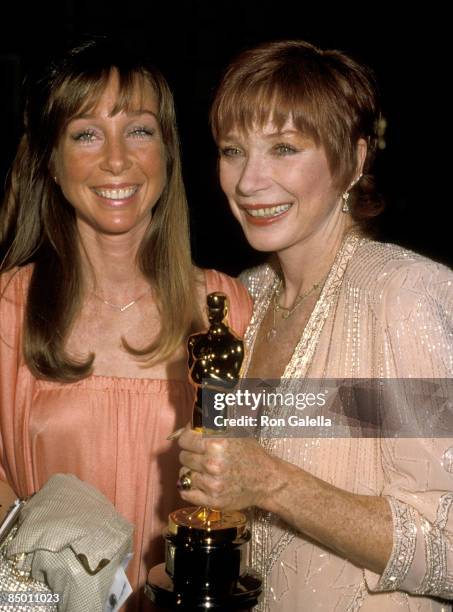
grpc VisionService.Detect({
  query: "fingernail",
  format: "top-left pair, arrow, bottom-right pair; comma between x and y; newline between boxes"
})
167,427 -> 185,441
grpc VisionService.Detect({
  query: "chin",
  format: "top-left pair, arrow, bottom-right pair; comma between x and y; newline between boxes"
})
241,227 -> 291,254
95,213 -> 150,236
92,221 -> 139,236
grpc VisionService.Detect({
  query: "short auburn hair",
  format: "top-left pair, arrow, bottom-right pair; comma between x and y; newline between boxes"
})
211,40 -> 384,228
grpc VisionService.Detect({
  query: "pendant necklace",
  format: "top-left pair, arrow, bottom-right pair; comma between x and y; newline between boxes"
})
266,277 -> 324,342
92,288 -> 151,313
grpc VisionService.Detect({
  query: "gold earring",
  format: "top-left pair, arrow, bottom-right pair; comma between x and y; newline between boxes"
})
341,191 -> 350,213
341,173 -> 363,214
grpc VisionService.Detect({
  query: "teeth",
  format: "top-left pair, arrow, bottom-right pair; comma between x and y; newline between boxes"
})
94,186 -> 138,200
246,204 -> 291,218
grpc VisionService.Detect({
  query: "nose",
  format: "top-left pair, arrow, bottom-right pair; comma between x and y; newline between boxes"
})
100,135 -> 132,175
236,154 -> 271,196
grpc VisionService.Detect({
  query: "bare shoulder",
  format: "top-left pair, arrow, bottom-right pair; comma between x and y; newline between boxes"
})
195,267 -> 250,300
194,267 -> 253,333
0,268 -> 30,352
0,264 -> 33,298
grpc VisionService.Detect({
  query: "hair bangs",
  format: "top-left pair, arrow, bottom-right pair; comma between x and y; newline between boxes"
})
110,69 -> 158,116
52,68 -> 157,135
212,73 -> 320,145
54,69 -> 110,125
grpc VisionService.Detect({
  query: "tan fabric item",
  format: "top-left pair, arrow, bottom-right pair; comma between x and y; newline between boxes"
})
6,474 -> 133,612
1,527 -> 57,612
241,235 -> 453,611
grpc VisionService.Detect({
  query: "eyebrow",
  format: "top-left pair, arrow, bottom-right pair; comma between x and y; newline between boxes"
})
70,109 -> 158,121
220,129 -> 304,141
264,129 -> 302,137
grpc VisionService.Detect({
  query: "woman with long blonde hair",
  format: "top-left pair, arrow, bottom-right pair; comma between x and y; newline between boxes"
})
0,36 -> 251,610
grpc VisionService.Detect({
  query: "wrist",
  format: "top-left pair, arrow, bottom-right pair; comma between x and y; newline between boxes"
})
252,452 -> 290,513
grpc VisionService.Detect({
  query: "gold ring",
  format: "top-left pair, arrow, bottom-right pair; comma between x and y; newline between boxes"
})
178,470 -> 192,491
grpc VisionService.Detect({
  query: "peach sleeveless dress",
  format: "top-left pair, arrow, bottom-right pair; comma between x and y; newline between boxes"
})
0,266 -> 252,611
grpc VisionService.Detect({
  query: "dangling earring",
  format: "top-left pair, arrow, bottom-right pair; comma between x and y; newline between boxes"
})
341,191 -> 350,213
341,173 -> 363,214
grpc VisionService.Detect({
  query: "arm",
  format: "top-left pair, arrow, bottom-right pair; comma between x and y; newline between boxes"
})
178,429 -> 392,574
179,258 -> 453,596
0,268 -> 25,509
360,260 -> 453,597
0,479 -> 17,521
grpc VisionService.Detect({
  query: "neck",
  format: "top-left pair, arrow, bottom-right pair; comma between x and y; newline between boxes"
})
77,219 -> 149,297
276,215 -> 355,305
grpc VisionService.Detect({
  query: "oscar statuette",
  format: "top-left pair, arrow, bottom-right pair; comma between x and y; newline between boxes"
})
146,293 -> 262,610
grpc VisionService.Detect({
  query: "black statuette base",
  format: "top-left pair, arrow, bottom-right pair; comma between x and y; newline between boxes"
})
146,507 -> 261,610
146,563 -> 261,611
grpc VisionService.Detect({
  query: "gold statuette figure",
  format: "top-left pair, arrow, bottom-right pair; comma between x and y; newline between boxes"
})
146,293 -> 261,611
188,292 -> 244,430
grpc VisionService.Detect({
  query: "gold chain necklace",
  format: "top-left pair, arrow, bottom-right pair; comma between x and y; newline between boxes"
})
266,278 -> 324,342
92,288 -> 150,312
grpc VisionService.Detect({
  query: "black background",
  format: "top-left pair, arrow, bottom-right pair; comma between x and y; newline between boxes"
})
1,1 -> 450,273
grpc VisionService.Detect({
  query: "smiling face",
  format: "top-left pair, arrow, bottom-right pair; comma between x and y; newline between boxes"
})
219,119 -> 346,254
53,70 -> 167,238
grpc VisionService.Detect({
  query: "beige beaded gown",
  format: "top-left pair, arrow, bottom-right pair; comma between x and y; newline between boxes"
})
240,233 -> 453,611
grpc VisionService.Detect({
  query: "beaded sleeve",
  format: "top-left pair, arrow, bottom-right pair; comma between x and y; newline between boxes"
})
365,258 -> 453,599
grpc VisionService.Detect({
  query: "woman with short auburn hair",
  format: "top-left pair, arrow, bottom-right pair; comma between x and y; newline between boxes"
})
210,39 -> 384,234
178,40 -> 453,611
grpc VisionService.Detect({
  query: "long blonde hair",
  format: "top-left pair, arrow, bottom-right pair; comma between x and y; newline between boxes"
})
0,37 -> 201,381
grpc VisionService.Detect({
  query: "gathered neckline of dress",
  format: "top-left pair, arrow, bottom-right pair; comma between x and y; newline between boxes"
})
33,374 -> 192,391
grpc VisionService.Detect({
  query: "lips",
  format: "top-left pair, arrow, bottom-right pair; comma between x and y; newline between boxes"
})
92,185 -> 140,201
240,203 -> 293,225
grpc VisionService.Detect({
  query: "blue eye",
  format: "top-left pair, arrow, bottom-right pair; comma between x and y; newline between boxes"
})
220,146 -> 243,157
274,143 -> 298,155
72,129 -> 97,143
128,126 -> 155,138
